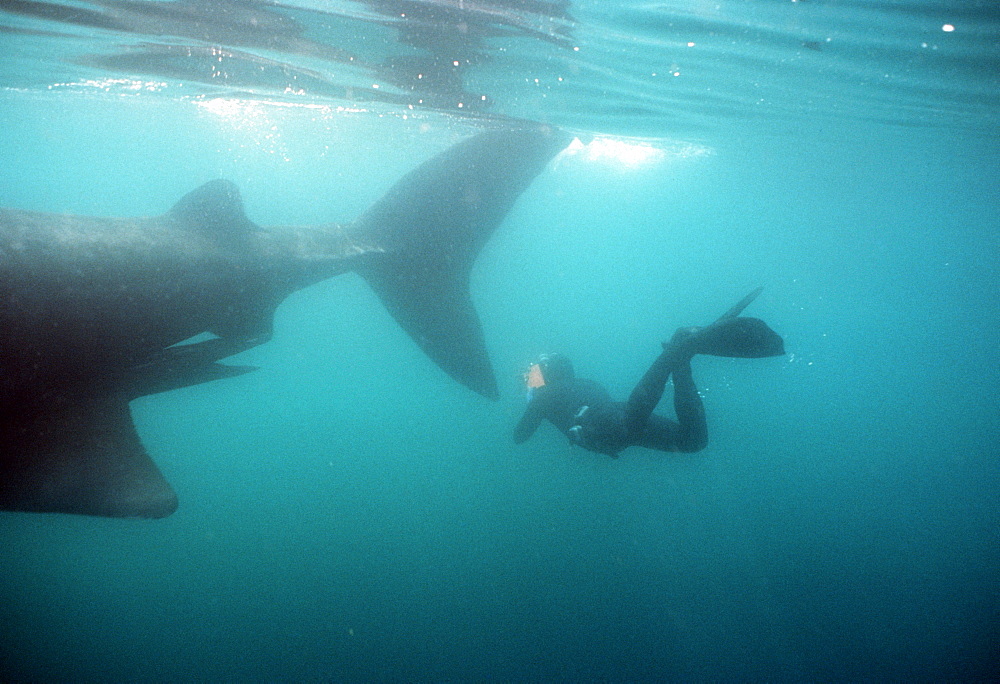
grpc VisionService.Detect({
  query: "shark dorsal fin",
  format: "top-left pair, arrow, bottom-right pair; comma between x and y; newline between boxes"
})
169,180 -> 256,236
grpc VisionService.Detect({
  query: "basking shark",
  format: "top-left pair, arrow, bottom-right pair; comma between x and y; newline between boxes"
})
0,127 -> 570,518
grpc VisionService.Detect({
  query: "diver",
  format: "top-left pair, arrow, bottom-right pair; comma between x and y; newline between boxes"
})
513,288 -> 785,458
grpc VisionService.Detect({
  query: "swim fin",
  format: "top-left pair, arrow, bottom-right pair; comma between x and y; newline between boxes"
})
716,285 -> 765,321
690,316 -> 785,358
684,288 -> 785,358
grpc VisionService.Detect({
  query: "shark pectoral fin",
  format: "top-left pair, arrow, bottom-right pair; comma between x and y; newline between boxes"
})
360,259 -> 497,399
352,127 -> 572,398
0,397 -> 178,518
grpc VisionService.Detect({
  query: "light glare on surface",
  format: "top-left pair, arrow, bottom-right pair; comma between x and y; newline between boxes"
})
47,78 -> 168,92
562,136 -> 708,168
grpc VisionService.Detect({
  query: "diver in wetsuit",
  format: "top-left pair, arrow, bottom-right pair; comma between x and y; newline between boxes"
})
514,288 -> 785,458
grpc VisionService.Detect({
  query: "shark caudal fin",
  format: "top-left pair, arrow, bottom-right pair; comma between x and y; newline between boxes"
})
0,396 -> 178,518
351,127 -> 571,399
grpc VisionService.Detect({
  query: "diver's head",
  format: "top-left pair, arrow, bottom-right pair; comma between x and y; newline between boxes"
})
537,353 -> 574,384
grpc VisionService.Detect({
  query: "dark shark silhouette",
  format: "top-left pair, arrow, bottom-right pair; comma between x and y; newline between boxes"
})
0,127 -> 570,518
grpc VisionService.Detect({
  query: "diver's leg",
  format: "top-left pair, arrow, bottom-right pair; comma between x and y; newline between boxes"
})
623,353 -> 672,437
632,362 -> 706,453
669,359 -> 707,452
634,414 -> 683,451
624,329 -> 697,438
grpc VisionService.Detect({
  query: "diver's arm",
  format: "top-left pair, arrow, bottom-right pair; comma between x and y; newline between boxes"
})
513,400 -> 545,444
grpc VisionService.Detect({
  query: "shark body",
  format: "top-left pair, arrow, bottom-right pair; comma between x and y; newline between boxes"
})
0,127 -> 569,517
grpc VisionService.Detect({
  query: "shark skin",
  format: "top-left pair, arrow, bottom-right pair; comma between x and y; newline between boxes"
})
0,126 -> 571,518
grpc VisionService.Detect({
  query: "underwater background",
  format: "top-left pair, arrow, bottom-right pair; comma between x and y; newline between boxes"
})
1,1 -> 998,681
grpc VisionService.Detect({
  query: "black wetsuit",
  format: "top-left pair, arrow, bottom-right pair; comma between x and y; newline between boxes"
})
514,345 -> 707,458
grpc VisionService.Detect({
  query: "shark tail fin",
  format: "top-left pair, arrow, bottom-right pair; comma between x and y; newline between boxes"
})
0,396 -> 178,518
351,127 -> 571,399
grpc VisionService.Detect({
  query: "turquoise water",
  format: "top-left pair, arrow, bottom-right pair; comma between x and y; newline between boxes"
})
1,1 -> 998,681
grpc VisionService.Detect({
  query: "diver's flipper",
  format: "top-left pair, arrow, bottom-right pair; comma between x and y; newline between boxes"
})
0,396 -> 178,518
673,287 -> 784,359
690,316 -> 785,358
352,127 -> 572,400
715,286 -> 764,321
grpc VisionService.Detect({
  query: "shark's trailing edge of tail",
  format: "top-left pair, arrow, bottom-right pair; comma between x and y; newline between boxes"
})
352,127 -> 572,399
